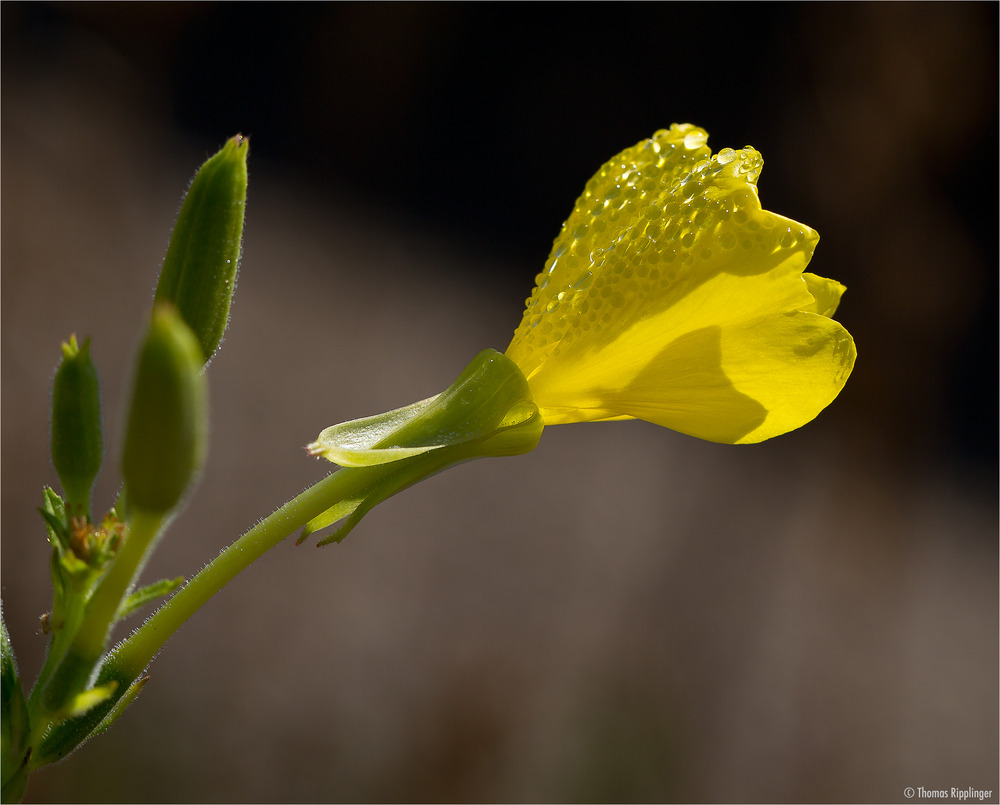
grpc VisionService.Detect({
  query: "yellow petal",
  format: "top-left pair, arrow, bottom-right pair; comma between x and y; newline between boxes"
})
540,312 -> 856,444
802,272 -> 846,317
505,125 -> 856,443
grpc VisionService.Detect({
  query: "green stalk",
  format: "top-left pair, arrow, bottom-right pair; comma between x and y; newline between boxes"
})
32,467 -> 365,766
109,469 -> 362,678
34,350 -> 543,767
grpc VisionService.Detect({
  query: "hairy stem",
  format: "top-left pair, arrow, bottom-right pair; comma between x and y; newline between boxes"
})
107,468 -> 370,679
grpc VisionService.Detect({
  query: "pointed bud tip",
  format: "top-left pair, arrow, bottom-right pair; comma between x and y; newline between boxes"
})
225,133 -> 250,162
60,333 -> 86,360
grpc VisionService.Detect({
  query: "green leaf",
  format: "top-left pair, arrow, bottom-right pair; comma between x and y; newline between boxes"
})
115,577 -> 184,622
299,494 -> 368,546
54,681 -> 118,722
38,487 -> 68,551
87,674 -> 150,740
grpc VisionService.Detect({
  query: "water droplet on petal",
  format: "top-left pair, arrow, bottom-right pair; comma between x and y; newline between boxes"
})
684,130 -> 708,150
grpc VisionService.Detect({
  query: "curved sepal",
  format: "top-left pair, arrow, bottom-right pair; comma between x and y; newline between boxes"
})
307,397 -> 444,467
302,350 -> 544,545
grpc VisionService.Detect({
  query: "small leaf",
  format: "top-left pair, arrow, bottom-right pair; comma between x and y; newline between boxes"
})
55,681 -> 118,722
115,578 -> 184,622
88,674 -> 150,739
39,487 -> 68,550
298,495 -> 363,543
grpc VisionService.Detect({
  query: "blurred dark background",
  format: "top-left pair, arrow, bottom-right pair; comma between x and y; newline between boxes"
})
2,3 -> 997,803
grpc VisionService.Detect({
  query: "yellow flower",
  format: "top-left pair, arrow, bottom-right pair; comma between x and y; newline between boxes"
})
505,124 -> 856,444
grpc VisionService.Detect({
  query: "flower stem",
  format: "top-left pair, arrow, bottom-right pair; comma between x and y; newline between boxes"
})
107,468 -> 369,679
35,350 -> 544,767
33,468 -> 373,767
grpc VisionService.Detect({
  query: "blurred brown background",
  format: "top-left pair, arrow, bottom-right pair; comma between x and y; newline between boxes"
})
2,3 -> 997,803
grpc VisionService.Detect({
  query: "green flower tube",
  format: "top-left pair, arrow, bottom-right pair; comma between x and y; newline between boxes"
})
121,304 -> 207,515
50,336 -> 103,519
154,134 -> 249,364
303,349 -> 543,545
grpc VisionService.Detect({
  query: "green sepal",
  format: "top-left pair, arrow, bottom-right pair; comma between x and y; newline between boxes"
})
302,349 -> 544,546
308,398 -> 445,467
2,608 -> 31,804
50,336 -> 104,520
307,349 -> 543,467
154,134 -> 249,364
114,577 -> 184,622
121,305 -> 207,515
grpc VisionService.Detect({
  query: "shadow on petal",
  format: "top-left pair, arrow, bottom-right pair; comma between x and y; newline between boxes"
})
614,326 -> 768,444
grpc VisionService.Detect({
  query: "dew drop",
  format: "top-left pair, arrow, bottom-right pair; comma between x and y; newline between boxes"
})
683,130 -> 708,150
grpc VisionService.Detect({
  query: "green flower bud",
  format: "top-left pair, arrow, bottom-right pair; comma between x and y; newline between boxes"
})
121,305 -> 207,514
154,134 -> 249,364
50,335 -> 103,519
